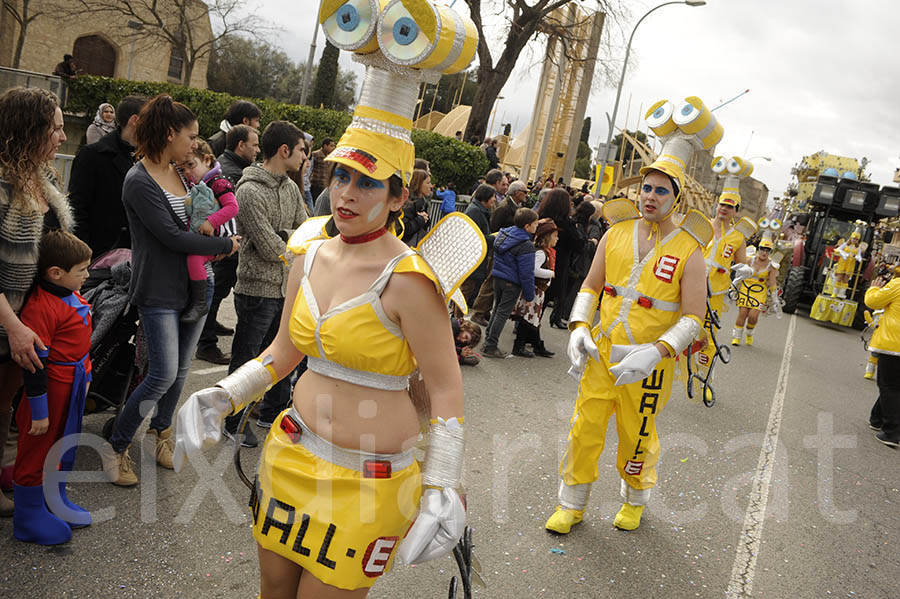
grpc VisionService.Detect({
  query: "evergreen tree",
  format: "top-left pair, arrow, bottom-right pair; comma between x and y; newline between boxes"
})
581,117 -> 592,144
311,40 -> 339,109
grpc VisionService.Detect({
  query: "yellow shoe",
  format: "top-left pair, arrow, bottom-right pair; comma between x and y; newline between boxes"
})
745,335 -> 754,347
704,387 -> 713,403
864,370 -> 874,380
545,506 -> 584,534
731,337 -> 740,346
613,503 -> 644,531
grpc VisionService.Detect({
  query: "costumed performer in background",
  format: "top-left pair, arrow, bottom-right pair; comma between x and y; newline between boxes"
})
546,97 -> 716,534
692,155 -> 757,399
832,224 -> 865,299
173,0 -> 484,596
732,232 -> 781,346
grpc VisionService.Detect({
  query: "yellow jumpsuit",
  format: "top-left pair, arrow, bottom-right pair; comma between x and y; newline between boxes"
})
559,219 -> 702,506
835,243 -> 861,276
697,225 -> 746,374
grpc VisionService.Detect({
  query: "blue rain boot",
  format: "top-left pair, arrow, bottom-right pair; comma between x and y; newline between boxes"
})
52,481 -> 91,529
13,484 -> 72,545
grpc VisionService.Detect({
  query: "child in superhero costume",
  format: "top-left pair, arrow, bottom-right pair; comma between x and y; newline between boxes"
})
546,97 -> 716,534
13,231 -> 92,545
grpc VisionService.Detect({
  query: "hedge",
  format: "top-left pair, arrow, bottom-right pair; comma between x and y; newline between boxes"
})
66,75 -> 489,191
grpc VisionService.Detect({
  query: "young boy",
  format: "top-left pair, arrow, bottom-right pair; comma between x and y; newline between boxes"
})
13,230 -> 92,545
482,207 -> 539,357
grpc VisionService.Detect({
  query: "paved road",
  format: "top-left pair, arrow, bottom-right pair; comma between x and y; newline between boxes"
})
1,299 -> 898,598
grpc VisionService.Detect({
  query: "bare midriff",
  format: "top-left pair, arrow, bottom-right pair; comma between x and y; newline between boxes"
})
292,369 -> 419,454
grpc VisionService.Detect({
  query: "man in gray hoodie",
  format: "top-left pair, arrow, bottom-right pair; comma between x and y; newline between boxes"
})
223,120 -> 309,447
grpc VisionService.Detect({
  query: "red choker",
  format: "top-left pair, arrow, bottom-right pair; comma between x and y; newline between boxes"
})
340,227 -> 388,244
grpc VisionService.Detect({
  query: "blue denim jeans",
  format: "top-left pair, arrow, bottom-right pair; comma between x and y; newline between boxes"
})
109,284 -> 211,453
224,294 -> 291,428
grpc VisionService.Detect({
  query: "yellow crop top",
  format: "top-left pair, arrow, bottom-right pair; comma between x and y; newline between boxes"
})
289,239 -> 441,390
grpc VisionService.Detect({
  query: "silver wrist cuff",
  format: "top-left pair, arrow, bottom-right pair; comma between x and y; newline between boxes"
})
422,418 -> 465,489
658,316 -> 701,355
217,357 -> 275,414
558,481 -> 591,510
567,291 -> 599,331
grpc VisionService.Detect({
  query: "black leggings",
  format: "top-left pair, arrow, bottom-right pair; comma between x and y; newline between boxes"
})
870,353 -> 900,438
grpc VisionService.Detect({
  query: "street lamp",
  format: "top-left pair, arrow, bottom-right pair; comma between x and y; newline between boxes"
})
596,1 -> 706,195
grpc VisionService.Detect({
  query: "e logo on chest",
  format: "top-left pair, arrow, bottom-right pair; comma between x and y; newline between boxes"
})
722,244 -> 734,259
654,255 -> 680,283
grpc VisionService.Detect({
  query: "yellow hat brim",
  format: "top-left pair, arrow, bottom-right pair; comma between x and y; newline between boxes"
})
326,127 -> 415,184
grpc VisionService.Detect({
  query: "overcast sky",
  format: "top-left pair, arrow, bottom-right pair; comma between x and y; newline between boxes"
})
254,0 -> 900,196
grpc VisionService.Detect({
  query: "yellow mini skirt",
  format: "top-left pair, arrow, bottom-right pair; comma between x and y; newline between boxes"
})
251,408 -> 422,590
736,278 -> 767,310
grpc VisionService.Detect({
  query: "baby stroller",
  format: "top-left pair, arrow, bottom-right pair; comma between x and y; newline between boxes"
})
81,249 -> 147,439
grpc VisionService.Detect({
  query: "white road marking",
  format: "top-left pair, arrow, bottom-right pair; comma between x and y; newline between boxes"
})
192,365 -> 228,376
726,313 -> 797,597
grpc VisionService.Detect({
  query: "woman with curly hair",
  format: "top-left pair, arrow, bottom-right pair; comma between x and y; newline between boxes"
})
0,87 -> 72,516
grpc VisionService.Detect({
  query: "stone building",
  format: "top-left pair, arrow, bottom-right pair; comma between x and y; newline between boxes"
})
0,0 -> 211,88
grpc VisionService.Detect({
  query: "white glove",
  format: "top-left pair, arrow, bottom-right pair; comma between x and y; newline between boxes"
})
836,249 -> 849,260
173,387 -> 233,472
396,487 -> 466,565
731,263 -> 754,285
608,343 -> 663,386
567,325 -> 600,375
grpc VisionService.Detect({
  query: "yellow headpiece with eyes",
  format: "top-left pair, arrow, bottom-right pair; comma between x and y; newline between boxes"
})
640,96 -> 724,220
711,155 -> 753,209
319,0 -> 477,185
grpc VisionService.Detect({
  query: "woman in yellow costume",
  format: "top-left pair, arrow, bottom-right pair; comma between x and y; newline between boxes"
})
172,1 -> 484,596
546,97 -> 715,534
732,234 -> 781,346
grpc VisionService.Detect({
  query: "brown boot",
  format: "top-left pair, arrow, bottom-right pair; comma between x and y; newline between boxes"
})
149,428 -> 174,470
102,445 -> 139,487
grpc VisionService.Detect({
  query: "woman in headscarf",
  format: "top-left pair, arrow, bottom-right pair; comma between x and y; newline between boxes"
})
85,102 -> 116,144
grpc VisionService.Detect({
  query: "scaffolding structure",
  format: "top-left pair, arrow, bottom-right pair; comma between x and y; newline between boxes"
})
504,5 -> 604,184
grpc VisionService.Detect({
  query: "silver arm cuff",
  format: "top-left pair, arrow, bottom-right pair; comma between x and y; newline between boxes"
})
657,316 -> 702,356
422,418 -> 465,489
217,357 -> 276,414
558,481 -> 591,511
567,290 -> 599,331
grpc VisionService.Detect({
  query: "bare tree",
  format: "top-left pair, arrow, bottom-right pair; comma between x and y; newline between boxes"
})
3,0 -> 44,68
462,0 -> 626,143
63,0 -> 269,86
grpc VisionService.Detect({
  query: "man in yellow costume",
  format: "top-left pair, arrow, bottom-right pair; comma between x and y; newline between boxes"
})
546,97 -> 716,534
691,156 -> 757,398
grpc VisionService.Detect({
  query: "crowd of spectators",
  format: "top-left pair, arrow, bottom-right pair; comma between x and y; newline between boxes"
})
0,89 -> 608,528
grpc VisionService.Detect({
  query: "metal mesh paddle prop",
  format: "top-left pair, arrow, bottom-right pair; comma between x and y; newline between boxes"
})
686,282 -> 731,407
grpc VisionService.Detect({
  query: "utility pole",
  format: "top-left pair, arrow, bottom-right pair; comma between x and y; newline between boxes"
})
300,16 -> 319,106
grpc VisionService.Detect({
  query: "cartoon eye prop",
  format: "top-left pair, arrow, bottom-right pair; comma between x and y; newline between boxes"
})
673,96 -> 723,149
770,219 -> 783,231
727,157 -> 745,175
319,0 -> 381,53
378,0 -> 477,74
759,217 -> 770,229
645,100 -> 677,138
711,155 -> 727,174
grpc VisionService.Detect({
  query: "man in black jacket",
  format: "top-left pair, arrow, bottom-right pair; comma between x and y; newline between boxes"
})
207,100 -> 261,157
195,124 -> 260,365
490,180 -> 527,232
70,95 -> 146,257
